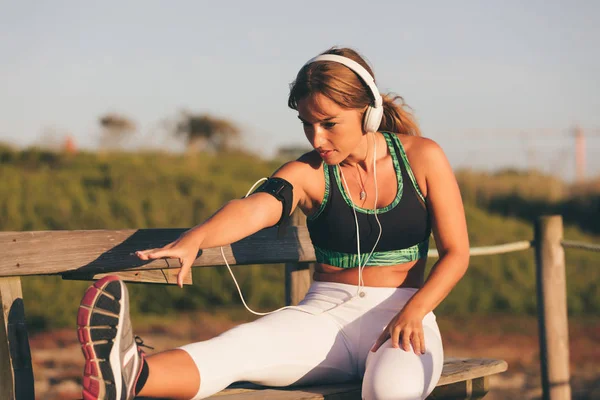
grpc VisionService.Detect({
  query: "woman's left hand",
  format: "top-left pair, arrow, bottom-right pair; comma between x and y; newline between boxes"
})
370,306 -> 426,355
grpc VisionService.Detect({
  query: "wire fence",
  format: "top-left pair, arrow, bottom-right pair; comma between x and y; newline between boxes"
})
427,239 -> 600,258
561,240 -> 600,252
428,240 -> 533,258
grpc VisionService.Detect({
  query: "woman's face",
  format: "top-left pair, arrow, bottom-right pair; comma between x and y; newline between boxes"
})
297,93 -> 366,165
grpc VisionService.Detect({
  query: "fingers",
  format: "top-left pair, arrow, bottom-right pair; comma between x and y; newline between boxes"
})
135,241 -> 177,260
134,239 -> 199,288
401,329 -> 412,352
372,328 -> 426,356
134,248 -> 156,260
177,259 -> 192,289
136,248 -> 172,260
410,331 -> 422,355
391,325 -> 401,349
385,326 -> 426,355
417,330 -> 426,355
370,331 -> 390,353
135,248 -> 162,260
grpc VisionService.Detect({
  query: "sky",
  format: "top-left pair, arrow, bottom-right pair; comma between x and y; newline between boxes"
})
1,0 -> 599,180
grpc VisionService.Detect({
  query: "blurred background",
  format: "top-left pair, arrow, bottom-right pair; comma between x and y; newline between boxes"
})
1,1 -> 598,399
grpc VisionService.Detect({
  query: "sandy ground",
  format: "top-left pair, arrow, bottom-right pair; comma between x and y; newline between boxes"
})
28,312 -> 599,399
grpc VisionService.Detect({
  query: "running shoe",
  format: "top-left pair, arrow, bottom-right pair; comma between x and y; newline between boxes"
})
77,276 -> 148,400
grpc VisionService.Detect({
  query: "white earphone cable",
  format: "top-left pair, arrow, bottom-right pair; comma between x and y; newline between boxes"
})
337,132 -> 382,298
221,133 -> 382,315
220,178 -> 315,316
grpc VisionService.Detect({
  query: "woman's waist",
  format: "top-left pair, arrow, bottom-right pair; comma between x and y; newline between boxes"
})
299,279 -> 436,323
313,260 -> 425,288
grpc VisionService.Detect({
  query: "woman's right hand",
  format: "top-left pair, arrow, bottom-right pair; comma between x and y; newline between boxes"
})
135,232 -> 201,288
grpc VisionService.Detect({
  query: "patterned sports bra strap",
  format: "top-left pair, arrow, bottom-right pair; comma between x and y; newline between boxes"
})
388,132 -> 426,204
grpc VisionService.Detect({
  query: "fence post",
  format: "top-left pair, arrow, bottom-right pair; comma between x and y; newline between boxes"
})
0,277 -> 35,400
534,215 -> 571,400
285,210 -> 313,306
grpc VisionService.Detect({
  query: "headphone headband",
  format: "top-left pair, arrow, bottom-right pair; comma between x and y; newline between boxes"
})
304,54 -> 383,108
304,53 -> 384,132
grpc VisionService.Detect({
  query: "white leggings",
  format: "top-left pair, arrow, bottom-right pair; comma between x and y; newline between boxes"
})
179,281 -> 444,400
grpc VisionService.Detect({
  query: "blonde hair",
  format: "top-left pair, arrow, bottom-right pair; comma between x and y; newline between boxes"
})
288,47 -> 421,137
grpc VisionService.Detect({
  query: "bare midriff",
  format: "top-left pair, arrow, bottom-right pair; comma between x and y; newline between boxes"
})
313,258 -> 427,289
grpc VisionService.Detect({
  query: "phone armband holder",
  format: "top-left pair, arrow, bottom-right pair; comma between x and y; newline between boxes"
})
254,177 -> 294,238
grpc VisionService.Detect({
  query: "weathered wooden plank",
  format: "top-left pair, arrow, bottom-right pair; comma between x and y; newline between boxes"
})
211,382 -> 361,399
0,277 -> 35,400
62,267 -> 193,285
0,226 -> 316,277
438,358 -> 507,386
210,358 -> 507,399
212,380 -> 484,400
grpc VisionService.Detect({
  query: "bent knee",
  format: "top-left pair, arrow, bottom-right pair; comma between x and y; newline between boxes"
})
362,368 -> 425,400
362,340 -> 443,400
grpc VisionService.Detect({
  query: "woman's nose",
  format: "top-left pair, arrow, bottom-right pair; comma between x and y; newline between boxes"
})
309,126 -> 326,148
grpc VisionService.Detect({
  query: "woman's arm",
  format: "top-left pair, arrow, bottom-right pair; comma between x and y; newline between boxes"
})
403,139 -> 470,316
371,138 -> 469,354
136,160 -> 310,287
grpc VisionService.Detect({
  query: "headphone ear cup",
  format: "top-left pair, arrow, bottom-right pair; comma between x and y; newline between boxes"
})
363,105 -> 384,133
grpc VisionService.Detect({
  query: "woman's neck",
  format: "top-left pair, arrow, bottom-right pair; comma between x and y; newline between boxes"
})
340,132 -> 382,172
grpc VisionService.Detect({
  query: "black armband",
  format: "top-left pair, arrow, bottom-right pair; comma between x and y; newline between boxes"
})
254,177 -> 294,238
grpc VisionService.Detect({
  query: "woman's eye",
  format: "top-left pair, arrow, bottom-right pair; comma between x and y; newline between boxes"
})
323,122 -> 336,129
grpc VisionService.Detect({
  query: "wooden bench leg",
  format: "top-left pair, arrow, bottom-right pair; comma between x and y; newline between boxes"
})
471,377 -> 489,399
285,263 -> 312,306
0,277 -> 35,400
428,377 -> 489,399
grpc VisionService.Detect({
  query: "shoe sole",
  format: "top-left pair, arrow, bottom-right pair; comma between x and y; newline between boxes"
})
77,276 -> 128,400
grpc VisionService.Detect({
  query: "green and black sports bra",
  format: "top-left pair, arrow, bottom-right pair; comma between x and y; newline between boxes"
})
306,132 -> 431,268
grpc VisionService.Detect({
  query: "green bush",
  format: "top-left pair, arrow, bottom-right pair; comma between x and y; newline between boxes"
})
1,148 -> 598,330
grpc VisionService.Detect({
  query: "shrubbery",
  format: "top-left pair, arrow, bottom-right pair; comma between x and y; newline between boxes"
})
1,147 -> 598,330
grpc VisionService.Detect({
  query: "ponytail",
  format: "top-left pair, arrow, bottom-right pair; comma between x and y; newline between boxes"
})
379,93 -> 421,137
288,46 -> 421,137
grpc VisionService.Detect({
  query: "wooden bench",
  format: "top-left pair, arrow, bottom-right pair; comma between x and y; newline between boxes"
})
210,358 -> 507,399
1,218 -> 507,399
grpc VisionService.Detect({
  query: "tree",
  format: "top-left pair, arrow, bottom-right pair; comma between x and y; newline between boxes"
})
98,113 -> 136,149
276,144 -> 312,161
173,111 -> 240,152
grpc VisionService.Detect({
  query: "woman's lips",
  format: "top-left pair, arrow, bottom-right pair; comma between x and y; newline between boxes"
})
318,150 -> 333,158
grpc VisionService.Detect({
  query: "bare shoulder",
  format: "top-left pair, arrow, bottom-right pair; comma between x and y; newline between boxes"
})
273,150 -> 322,178
396,134 -> 449,174
272,150 -> 324,212
272,150 -> 323,194
397,134 -> 444,157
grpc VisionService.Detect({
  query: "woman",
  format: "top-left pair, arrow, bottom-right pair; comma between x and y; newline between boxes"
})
77,47 -> 469,400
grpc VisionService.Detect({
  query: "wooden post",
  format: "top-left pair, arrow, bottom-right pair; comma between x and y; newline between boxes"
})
285,210 -> 313,306
0,277 -> 35,400
535,215 -> 571,400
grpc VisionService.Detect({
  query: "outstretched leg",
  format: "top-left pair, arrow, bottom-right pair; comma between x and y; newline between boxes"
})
77,276 -> 355,400
137,349 -> 200,399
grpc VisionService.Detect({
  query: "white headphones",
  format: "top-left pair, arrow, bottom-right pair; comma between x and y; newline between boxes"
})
304,54 -> 384,133
225,54 -> 384,317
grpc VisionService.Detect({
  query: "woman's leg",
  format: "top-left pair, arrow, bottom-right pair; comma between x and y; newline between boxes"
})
361,322 -> 444,400
178,304 -> 356,399
136,349 -> 200,399
78,276 -> 356,400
